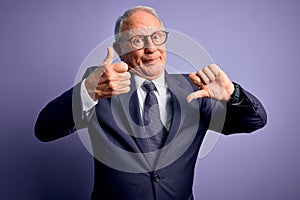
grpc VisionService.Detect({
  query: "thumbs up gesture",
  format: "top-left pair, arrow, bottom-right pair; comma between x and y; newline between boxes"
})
186,64 -> 235,103
85,47 -> 131,100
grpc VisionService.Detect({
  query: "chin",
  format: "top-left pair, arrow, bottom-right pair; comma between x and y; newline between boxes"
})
144,71 -> 163,80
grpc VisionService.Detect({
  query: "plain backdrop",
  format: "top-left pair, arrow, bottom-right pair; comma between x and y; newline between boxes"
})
0,0 -> 299,199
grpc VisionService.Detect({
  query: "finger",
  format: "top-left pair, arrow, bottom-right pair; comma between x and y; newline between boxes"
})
119,72 -> 131,81
208,64 -> 220,76
186,90 -> 210,103
112,86 -> 130,95
98,70 -> 130,86
112,62 -> 128,73
102,47 -> 115,66
114,79 -> 131,89
97,78 -> 130,92
100,85 -> 130,97
203,66 -> 216,82
189,72 -> 201,86
196,70 -> 210,85
111,71 -> 131,82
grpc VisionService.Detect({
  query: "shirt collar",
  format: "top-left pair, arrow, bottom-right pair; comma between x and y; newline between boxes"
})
132,70 -> 166,95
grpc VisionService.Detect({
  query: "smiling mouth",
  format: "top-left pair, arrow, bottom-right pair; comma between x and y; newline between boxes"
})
143,58 -> 160,65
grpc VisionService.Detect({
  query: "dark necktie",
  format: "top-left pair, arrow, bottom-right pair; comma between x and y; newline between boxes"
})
143,81 -> 166,151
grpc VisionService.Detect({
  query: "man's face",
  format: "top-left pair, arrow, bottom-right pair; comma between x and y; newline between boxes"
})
115,10 -> 167,80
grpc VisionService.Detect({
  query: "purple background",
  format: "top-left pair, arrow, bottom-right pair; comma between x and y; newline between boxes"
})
1,0 -> 299,199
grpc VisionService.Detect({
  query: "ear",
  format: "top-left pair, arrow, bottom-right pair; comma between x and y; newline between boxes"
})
113,42 -> 124,60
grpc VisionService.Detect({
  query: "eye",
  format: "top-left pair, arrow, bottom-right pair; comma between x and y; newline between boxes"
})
152,31 -> 165,44
132,36 -> 144,47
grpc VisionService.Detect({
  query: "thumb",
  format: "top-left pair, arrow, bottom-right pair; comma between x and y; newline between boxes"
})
112,62 -> 128,73
101,47 -> 114,66
186,90 -> 210,103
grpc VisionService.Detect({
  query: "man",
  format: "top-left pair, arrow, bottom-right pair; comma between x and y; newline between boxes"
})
35,6 -> 267,200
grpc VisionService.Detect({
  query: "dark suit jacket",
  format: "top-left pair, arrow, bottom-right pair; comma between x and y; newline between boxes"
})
35,68 -> 267,200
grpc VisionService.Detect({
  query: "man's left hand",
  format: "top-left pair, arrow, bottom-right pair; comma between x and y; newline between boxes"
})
187,64 -> 235,103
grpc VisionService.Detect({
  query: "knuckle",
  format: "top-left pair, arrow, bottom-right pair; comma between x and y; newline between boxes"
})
120,62 -> 127,68
103,64 -> 110,71
196,70 -> 202,76
208,64 -> 214,68
106,72 -> 115,81
189,72 -> 196,78
203,66 -> 209,71
106,75 -> 112,82
203,67 -> 209,74
102,68 -> 110,76
108,82 -> 115,89
125,72 -> 131,79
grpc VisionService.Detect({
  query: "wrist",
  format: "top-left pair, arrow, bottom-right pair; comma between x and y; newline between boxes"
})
228,83 -> 241,104
84,78 -> 97,101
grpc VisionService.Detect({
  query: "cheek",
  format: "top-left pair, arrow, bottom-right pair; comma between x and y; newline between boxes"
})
124,52 -> 141,66
159,50 -> 167,61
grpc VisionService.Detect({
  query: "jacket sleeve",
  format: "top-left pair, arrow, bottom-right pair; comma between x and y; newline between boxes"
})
206,84 -> 267,135
34,67 -> 97,142
34,82 -> 87,142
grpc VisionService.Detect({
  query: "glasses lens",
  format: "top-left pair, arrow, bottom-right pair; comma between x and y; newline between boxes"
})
131,36 -> 144,49
152,31 -> 167,45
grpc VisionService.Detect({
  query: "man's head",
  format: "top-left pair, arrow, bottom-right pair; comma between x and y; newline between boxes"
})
113,6 -> 167,80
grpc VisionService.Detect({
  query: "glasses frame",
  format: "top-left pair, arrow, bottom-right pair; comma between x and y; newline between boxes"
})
122,30 -> 169,50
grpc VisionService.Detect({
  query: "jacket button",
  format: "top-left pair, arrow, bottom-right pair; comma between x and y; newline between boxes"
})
153,174 -> 160,182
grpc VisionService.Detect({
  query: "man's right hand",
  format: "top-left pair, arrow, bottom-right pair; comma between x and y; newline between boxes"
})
85,47 -> 131,100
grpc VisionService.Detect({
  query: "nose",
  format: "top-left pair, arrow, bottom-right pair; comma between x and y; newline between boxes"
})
144,36 -> 157,53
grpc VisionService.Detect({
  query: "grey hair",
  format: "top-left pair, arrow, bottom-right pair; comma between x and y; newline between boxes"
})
114,6 -> 162,41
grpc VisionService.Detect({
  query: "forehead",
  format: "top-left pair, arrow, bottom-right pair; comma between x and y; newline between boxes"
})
121,10 -> 162,32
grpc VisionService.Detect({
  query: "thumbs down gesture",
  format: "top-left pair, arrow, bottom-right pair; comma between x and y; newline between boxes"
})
187,64 -> 235,103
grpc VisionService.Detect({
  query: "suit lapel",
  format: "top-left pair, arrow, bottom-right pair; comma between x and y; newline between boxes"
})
163,73 -> 184,145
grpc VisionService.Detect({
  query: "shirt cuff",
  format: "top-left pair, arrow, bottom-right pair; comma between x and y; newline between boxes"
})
80,79 -> 98,116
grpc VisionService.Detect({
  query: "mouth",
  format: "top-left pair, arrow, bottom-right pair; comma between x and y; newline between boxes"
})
142,57 -> 160,65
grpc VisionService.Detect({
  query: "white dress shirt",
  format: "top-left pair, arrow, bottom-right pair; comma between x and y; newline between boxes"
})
80,71 -> 172,130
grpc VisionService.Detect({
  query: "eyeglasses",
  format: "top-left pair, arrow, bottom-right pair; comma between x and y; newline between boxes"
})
124,30 -> 169,50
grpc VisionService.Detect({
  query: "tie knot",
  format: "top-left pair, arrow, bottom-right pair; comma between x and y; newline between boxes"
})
143,81 -> 156,92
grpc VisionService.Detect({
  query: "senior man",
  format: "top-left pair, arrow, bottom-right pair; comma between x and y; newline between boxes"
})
35,6 -> 267,200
